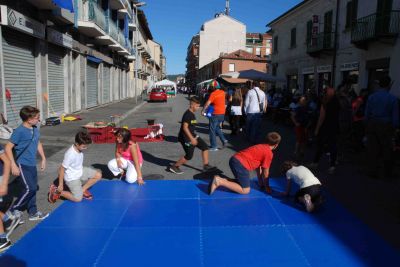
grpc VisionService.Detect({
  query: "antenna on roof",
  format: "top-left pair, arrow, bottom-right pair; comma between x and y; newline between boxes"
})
225,0 -> 230,16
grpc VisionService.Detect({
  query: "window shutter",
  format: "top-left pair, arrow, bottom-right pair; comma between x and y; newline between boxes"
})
346,1 -> 352,28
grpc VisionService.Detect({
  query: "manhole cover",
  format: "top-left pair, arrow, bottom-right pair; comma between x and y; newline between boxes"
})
143,174 -> 164,180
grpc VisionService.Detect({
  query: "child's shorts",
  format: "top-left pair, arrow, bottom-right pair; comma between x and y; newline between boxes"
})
295,184 -> 321,203
229,156 -> 250,188
65,167 -> 99,200
180,137 -> 208,160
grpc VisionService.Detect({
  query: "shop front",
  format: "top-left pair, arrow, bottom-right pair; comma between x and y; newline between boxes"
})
317,65 -> 332,96
302,67 -> 315,94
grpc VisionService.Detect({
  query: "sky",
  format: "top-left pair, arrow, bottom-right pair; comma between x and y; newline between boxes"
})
144,0 -> 302,75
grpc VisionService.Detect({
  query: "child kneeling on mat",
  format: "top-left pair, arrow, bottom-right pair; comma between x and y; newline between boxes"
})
208,132 -> 281,195
108,128 -> 144,185
280,161 -> 322,213
48,131 -> 102,203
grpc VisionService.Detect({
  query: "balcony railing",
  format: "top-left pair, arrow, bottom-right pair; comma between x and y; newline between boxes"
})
118,29 -> 126,48
108,19 -> 119,42
351,11 -> 400,43
306,32 -> 335,54
88,0 -> 107,31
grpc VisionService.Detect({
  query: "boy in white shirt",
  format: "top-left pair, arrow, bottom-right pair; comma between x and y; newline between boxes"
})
48,131 -> 102,203
280,161 -> 322,212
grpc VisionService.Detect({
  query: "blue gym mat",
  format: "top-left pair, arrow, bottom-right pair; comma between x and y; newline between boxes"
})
1,178 -> 399,267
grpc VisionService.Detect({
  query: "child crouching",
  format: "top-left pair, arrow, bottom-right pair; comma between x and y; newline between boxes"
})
281,161 -> 322,212
48,131 -> 102,203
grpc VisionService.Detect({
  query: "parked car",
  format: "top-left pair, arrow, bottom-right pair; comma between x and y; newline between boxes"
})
149,88 -> 167,102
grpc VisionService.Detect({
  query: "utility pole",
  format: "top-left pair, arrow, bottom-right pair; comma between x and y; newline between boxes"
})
331,0 -> 340,88
225,0 -> 230,16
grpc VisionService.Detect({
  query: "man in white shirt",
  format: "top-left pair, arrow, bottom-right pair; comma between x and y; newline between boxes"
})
244,82 -> 267,143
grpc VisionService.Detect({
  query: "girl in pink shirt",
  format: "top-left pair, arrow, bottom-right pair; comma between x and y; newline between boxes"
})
107,128 -> 144,185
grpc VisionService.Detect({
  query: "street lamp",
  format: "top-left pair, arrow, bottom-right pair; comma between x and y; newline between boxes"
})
133,1 -> 146,103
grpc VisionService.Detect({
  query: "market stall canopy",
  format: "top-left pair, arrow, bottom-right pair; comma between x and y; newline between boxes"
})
220,69 -> 286,82
154,79 -> 177,89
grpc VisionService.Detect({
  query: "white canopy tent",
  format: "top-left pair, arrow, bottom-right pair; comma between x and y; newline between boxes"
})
154,79 -> 177,95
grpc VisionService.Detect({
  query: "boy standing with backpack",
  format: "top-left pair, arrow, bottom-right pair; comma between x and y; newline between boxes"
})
4,106 -> 48,222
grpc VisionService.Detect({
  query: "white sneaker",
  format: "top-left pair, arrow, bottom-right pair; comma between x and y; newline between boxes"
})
304,194 -> 314,213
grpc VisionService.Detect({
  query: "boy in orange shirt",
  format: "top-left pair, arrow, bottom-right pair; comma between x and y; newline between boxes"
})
209,132 -> 281,195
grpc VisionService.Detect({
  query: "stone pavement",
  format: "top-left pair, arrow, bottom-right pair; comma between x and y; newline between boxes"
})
5,94 -> 400,253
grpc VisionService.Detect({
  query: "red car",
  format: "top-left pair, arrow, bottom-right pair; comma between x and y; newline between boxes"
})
149,88 -> 167,102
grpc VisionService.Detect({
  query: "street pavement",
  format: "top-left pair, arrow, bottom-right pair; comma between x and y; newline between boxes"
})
6,94 -> 400,252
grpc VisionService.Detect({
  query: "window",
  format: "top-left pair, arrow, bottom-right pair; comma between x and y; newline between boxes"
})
290,28 -> 297,48
229,63 -> 235,72
246,47 -> 253,53
306,20 -> 312,44
256,47 -> 261,56
345,0 -> 358,29
273,36 -> 278,53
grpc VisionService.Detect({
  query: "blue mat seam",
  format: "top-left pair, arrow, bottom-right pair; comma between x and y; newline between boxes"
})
198,190 -> 205,267
93,185 -> 140,266
266,198 -> 312,267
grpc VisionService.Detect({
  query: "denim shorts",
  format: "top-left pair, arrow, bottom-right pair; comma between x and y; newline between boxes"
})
229,156 -> 250,188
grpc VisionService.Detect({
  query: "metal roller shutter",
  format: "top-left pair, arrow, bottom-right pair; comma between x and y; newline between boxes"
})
48,45 -> 65,115
87,61 -> 98,108
2,29 -> 36,127
102,65 -> 110,103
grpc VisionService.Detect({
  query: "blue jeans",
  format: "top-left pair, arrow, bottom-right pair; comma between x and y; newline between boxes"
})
246,113 -> 262,143
209,114 -> 227,149
10,164 -> 38,216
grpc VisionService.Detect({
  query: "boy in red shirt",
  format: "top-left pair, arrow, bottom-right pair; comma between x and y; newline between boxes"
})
208,132 -> 281,195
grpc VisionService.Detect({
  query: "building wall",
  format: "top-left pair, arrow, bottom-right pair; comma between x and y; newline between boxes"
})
199,15 -> 246,68
222,59 -> 267,73
270,0 -> 400,97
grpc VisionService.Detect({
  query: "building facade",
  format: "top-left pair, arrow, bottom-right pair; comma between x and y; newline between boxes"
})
268,0 -> 400,97
185,35 -> 199,90
198,49 -> 269,82
245,33 -> 272,60
0,0 -> 165,127
198,14 -> 246,69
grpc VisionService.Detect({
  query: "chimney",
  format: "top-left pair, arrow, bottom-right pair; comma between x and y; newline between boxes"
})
225,0 -> 230,16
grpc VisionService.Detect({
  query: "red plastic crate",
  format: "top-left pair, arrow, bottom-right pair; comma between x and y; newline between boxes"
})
86,127 -> 108,144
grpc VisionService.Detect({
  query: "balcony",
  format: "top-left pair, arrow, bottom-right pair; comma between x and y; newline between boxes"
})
96,19 -> 118,45
129,18 -> 137,31
351,11 -> 400,48
77,0 -> 107,37
306,32 -> 335,56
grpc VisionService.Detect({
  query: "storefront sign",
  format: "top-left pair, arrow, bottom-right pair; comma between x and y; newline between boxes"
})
302,67 -> 314,74
47,28 -> 72,49
317,65 -> 332,73
0,6 -> 45,39
340,62 -> 359,71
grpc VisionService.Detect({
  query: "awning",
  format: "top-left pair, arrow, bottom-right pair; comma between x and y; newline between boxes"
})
219,77 -> 248,84
52,0 -> 74,12
87,55 -> 102,64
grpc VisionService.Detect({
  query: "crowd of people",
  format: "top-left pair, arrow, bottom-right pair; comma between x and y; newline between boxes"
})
0,75 -> 398,252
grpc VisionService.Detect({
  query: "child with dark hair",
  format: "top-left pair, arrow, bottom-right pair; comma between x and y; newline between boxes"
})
209,132 -> 281,195
48,131 -> 102,203
107,128 -> 144,185
168,96 -> 215,174
5,105 -> 48,221
280,161 -> 322,212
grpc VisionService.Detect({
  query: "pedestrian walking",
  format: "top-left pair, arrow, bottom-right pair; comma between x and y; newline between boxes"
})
4,106 -> 48,221
365,76 -> 399,179
168,96 -> 215,174
202,80 -> 228,151
48,131 -> 102,203
229,88 -> 243,135
310,87 -> 340,174
290,96 -> 309,160
208,132 -> 281,195
244,81 -> 267,143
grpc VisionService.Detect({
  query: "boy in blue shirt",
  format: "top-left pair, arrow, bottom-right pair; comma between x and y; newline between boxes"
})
4,106 -> 48,221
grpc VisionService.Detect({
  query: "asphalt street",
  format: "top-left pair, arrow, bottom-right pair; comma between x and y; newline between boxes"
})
6,94 -> 400,252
